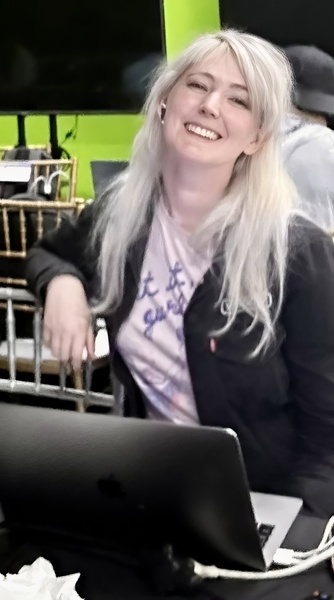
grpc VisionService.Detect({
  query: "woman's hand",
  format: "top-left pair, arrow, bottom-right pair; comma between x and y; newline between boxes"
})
43,275 -> 95,370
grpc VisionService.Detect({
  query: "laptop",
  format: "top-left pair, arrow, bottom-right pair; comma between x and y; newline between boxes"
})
0,403 -> 302,571
90,160 -> 128,196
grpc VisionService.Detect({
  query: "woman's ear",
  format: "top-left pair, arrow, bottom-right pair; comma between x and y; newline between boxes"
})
243,130 -> 267,156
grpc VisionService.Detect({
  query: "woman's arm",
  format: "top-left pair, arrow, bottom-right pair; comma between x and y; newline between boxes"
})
282,219 -> 334,517
26,201 -> 97,301
26,202 -> 99,368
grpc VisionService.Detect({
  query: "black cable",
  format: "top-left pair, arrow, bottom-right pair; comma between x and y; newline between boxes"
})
49,115 -> 62,159
60,115 -> 79,146
48,114 -> 80,161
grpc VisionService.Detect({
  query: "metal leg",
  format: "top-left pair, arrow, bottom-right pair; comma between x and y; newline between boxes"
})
0,287 -> 115,413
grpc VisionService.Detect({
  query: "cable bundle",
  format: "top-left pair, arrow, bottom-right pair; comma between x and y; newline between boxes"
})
194,516 -> 334,581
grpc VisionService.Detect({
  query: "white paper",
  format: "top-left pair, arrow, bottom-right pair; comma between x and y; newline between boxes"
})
0,557 -> 84,599
0,162 -> 32,183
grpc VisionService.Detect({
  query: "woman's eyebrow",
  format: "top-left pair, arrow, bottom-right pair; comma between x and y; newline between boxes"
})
189,72 -> 248,93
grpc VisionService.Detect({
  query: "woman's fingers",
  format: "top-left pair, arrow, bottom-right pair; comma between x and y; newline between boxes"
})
43,324 -> 51,347
70,329 -> 89,371
42,275 -> 93,369
86,326 -> 95,360
58,333 -> 73,364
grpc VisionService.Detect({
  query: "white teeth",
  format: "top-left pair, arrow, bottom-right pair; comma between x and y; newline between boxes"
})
186,123 -> 219,140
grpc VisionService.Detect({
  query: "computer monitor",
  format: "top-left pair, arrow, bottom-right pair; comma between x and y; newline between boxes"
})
0,403 -> 301,570
90,160 -> 128,197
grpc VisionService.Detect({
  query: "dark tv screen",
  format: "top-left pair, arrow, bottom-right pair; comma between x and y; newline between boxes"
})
0,0 -> 165,114
219,0 -> 334,56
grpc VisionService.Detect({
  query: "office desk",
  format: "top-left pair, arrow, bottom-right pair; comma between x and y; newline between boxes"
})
1,514 -> 333,600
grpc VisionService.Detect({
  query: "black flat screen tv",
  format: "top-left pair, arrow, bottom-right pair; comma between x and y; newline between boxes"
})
219,0 -> 334,56
0,0 -> 165,114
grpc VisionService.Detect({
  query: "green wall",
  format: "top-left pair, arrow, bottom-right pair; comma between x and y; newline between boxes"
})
163,0 -> 220,58
0,0 -> 220,199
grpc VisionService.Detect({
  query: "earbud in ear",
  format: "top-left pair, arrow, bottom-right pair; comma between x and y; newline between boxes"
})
160,102 -> 167,124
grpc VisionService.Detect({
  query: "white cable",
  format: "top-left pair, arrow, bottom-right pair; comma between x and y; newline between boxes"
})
28,175 -> 47,194
44,170 -> 69,195
272,548 -> 301,566
48,169 -> 69,184
29,170 -> 69,196
291,515 -> 334,560
194,515 -> 334,581
316,515 -> 334,548
293,537 -> 334,559
194,543 -> 334,579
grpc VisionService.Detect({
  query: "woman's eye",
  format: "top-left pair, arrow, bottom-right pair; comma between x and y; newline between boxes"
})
188,81 -> 208,91
230,97 -> 249,108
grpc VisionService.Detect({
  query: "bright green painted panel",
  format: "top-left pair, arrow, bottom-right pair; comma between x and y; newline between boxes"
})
163,0 -> 220,59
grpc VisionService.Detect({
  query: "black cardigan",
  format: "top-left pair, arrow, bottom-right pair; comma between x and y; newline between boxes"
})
26,203 -> 334,517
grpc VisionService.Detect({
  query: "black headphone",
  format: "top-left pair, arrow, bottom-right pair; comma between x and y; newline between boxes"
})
160,102 -> 166,123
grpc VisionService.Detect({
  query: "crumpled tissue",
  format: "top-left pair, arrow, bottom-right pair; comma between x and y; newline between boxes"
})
0,556 -> 84,599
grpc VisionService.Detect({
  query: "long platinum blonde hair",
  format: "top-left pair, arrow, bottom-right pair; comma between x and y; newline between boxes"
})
92,28 -> 297,354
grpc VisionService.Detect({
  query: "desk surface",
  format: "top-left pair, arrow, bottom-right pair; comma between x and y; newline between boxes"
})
1,514 -> 334,600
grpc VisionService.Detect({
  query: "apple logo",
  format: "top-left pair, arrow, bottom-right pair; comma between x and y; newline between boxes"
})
97,474 -> 126,499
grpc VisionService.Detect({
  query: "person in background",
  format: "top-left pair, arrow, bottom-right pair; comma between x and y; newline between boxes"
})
27,29 -> 334,517
283,45 -> 334,231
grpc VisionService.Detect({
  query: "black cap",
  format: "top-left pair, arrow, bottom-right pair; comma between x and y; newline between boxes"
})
285,45 -> 334,116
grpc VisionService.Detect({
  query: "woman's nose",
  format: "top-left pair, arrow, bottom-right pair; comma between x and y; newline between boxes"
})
199,93 -> 221,118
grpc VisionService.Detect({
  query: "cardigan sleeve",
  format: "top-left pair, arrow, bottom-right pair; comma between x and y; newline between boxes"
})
26,201 -> 98,302
282,219 -> 334,516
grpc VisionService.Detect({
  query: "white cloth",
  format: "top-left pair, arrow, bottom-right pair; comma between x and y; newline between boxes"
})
0,327 -> 109,362
0,557 -> 83,599
282,113 -> 334,231
117,202 -> 211,424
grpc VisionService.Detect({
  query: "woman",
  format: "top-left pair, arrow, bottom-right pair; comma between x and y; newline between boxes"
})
26,29 -> 334,517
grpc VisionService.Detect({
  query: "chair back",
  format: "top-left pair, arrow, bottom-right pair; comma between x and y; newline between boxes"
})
0,286 -> 115,413
0,199 -> 83,287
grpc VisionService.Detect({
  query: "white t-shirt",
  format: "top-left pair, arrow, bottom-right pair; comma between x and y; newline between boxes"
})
116,202 -> 211,424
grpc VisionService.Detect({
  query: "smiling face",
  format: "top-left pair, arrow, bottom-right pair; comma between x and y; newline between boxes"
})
161,51 -> 263,171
